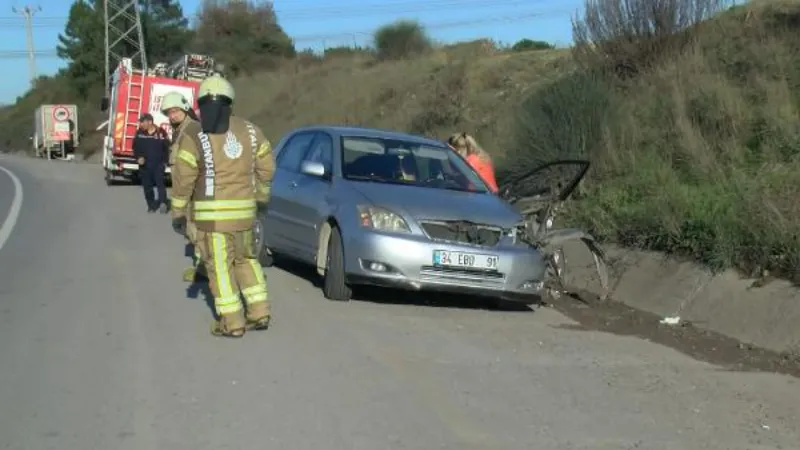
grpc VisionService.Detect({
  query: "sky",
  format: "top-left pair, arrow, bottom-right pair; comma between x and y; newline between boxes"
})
0,0 -> 582,104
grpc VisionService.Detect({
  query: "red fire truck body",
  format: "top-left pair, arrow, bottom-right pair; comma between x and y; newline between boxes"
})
102,57 -> 211,185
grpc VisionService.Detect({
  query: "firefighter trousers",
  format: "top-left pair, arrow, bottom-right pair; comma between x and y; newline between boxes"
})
186,208 -> 202,266
200,229 -> 269,318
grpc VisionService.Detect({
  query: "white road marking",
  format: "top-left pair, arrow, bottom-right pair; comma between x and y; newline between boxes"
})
0,164 -> 23,252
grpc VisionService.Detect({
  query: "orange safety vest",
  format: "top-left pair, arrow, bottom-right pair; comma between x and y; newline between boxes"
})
466,153 -> 499,193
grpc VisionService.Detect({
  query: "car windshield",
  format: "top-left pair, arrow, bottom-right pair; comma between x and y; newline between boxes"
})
340,136 -> 489,193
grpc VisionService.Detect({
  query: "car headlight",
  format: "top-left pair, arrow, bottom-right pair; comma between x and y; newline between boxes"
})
357,205 -> 410,233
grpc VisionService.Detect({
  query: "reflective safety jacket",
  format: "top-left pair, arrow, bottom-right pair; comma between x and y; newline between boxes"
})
170,116 -> 275,232
168,118 -> 196,166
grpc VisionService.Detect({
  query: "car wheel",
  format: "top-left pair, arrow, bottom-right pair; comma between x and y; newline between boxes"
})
323,226 -> 352,301
252,217 -> 273,267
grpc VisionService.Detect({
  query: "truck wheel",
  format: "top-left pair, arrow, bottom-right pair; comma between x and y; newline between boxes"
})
323,226 -> 352,302
104,172 -> 114,186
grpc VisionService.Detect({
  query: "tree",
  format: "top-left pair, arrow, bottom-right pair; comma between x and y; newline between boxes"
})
56,0 -> 105,95
193,0 -> 295,76
140,0 -> 192,64
56,0 -> 191,95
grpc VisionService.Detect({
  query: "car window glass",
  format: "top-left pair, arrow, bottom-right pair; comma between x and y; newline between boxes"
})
340,136 -> 489,193
304,133 -> 333,173
277,132 -> 316,172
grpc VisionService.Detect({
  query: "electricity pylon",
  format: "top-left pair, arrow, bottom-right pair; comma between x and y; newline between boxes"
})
103,0 -> 148,92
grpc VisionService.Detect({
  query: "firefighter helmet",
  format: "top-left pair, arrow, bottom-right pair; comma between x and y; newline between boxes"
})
198,74 -> 235,104
160,91 -> 191,113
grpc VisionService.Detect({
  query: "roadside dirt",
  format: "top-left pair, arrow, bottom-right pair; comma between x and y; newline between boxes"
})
545,290 -> 800,379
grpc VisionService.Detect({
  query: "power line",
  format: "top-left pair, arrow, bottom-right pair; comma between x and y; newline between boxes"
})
0,0 -> 556,26
0,10 -> 564,59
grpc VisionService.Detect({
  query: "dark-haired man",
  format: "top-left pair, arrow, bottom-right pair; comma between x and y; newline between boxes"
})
133,113 -> 170,213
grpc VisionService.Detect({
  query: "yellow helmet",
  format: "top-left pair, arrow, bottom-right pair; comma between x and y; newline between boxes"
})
198,74 -> 235,104
160,91 -> 190,113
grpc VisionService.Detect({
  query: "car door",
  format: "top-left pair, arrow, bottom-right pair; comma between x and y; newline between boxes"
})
263,131 -> 316,255
289,132 -> 336,261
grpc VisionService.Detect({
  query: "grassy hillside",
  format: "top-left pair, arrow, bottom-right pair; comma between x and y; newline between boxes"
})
2,0 -> 799,284
231,41 -> 566,161
507,0 -> 800,283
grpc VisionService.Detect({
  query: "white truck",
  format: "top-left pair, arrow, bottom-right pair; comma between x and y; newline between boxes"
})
33,104 -> 79,160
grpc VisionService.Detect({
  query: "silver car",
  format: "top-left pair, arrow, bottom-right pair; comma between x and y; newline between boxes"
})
254,126 -> 548,303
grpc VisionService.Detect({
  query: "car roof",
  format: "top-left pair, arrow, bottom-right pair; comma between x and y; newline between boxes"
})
289,125 -> 447,148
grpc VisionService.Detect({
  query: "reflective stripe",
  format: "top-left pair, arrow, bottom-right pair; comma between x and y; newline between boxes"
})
249,259 -> 267,289
195,209 -> 255,222
210,232 -> 240,315
177,149 -> 197,167
172,196 -> 189,209
256,142 -> 271,158
242,283 -> 267,304
194,199 -> 256,211
216,295 -> 242,315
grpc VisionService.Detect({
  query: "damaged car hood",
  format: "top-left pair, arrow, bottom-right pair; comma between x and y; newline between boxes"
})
349,181 -> 522,228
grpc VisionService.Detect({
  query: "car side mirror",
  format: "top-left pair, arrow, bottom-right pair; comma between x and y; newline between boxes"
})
300,160 -> 326,178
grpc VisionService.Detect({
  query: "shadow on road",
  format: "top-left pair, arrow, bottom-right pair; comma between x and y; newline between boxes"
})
186,278 -> 216,318
272,257 -> 535,313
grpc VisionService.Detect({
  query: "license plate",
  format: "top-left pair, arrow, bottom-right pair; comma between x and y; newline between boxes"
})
433,250 -> 499,270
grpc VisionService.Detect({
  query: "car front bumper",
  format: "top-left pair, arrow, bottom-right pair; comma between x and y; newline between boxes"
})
343,230 -> 548,303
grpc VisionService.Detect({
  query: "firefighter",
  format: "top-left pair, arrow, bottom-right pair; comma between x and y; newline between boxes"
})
161,91 -> 205,283
169,74 -> 275,338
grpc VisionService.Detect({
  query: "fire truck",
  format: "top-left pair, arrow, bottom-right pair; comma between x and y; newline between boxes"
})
100,54 -> 217,186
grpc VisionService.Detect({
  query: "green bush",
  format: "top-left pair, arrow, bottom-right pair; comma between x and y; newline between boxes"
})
511,39 -> 554,52
506,69 -> 617,175
373,20 -> 432,61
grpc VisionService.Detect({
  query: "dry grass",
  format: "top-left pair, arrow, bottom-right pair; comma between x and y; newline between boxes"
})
231,43 -> 568,160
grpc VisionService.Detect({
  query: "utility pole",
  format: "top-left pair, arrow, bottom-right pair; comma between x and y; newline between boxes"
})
12,4 -> 41,89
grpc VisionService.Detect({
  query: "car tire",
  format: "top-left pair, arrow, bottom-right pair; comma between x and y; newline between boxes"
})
323,226 -> 352,301
258,245 -> 274,267
252,218 -> 274,267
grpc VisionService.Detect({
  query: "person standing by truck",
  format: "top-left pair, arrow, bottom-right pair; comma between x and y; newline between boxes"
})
161,92 -> 204,282
133,113 -> 170,213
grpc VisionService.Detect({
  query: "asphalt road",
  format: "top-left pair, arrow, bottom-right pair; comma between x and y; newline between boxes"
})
0,155 -> 799,450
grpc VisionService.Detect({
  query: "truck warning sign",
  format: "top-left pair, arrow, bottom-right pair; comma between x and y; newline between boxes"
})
52,105 -> 72,140
53,105 -> 70,122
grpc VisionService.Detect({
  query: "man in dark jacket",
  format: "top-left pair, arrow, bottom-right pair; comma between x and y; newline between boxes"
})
133,113 -> 170,213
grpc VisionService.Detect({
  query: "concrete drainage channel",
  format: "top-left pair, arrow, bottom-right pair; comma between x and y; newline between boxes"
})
550,241 -> 800,378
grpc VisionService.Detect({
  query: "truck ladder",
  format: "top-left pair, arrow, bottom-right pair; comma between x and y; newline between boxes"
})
122,73 -> 145,154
